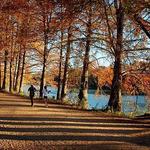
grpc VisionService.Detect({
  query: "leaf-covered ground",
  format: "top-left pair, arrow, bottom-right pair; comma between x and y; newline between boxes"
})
0,92 -> 149,150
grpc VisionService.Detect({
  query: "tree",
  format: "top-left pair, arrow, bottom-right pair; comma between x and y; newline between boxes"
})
78,0 -> 92,109
107,0 -> 125,112
59,0 -> 84,102
123,0 -> 150,39
33,0 -> 58,98
61,26 -> 72,101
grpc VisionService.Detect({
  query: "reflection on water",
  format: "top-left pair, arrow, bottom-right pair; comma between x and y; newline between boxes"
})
23,85 -> 150,116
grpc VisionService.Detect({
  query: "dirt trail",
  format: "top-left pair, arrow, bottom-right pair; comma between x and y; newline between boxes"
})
0,92 -> 149,150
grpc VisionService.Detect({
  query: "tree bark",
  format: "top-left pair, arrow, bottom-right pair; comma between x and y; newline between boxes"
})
9,60 -> 12,92
39,14 -> 48,98
2,50 -> 8,90
0,61 -> 1,90
19,46 -> 26,93
9,30 -> 14,92
78,34 -> 91,109
108,0 -> 124,112
13,55 -> 18,90
14,45 -> 22,91
134,15 -> 150,39
39,51 -> 47,97
61,27 -> 71,102
57,31 -> 63,100
78,3 -> 92,109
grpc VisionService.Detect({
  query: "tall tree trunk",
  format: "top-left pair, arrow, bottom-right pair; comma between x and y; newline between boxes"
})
57,31 -> 63,100
13,55 -> 18,90
39,15 -> 48,98
14,45 -> 22,91
9,30 -> 14,92
78,4 -> 92,109
0,61 -> 1,90
61,27 -> 71,102
9,61 -> 12,92
19,46 -> 26,93
57,2 -> 63,100
40,54 -> 46,98
2,50 -> 8,90
78,35 -> 91,109
108,0 -> 124,112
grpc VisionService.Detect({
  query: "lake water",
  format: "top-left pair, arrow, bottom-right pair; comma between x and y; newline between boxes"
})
23,85 -> 150,116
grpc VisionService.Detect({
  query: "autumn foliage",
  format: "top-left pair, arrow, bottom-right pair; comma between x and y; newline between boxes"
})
0,0 -> 149,111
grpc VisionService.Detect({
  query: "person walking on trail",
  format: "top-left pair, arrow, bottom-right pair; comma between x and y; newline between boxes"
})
28,85 -> 36,107
43,85 -> 50,107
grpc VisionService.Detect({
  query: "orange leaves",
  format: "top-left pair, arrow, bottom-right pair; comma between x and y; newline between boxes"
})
134,27 -> 141,37
123,73 -> 150,95
91,62 -> 150,96
142,74 -> 150,95
91,67 -> 113,87
13,0 -> 26,5
122,60 -> 150,95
